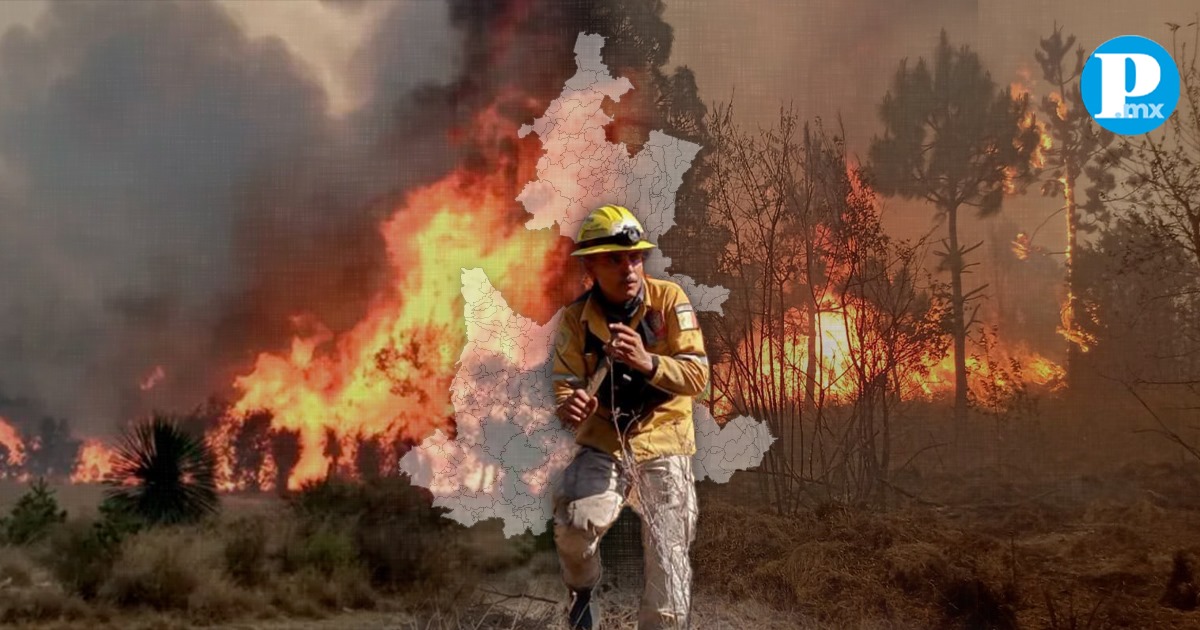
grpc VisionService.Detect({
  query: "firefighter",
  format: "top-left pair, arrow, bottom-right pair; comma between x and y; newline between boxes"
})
552,204 -> 708,630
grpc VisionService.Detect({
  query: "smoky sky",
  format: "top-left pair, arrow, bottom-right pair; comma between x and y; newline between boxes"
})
665,0 -> 1197,355
1,0 -> 1191,435
0,0 -> 464,434
0,0 -> 666,437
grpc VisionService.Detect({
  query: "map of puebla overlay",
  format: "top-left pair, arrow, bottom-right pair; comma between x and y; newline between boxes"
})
399,33 -> 775,537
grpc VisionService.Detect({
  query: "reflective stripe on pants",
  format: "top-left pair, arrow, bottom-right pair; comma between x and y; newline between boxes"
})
552,446 -> 698,629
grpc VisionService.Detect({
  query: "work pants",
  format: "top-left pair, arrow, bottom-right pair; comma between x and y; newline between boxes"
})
553,446 -> 698,629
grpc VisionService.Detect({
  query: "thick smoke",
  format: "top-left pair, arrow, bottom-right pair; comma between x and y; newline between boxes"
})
0,0 -> 691,439
8,0 -> 1103,439
0,0 -> 465,434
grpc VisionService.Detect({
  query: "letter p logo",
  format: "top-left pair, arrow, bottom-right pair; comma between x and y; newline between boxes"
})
1082,35 -> 1179,134
1092,53 -> 1160,118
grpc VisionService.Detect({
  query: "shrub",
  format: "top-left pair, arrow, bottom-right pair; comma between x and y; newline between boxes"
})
95,494 -> 146,544
286,566 -> 376,611
186,576 -> 269,624
44,519 -> 121,600
223,515 -> 269,587
0,585 -> 90,624
290,475 -> 465,587
105,414 -> 219,526
0,546 -> 36,587
267,576 -> 326,619
0,478 -> 67,545
99,528 -> 223,610
282,522 -> 358,577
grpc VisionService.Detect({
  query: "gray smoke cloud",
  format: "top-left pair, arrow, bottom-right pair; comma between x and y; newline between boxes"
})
3,0 -> 1189,436
0,0 -> 462,434
0,0 -> 681,438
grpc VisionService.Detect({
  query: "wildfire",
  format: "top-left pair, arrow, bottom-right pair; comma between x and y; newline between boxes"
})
1009,72 -> 1053,176
70,439 -> 118,484
1002,111 -> 1051,194
727,299 -> 1066,408
222,170 -> 565,491
0,416 -> 27,467
1048,91 -> 1068,121
1012,232 -> 1032,261
913,346 -> 1064,400
737,307 -> 861,402
1018,110 -> 1053,170
1025,354 -> 1067,387
1057,300 -> 1096,354
1009,66 -> 1035,99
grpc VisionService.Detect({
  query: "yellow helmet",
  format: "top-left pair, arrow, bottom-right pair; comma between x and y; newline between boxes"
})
571,204 -> 657,257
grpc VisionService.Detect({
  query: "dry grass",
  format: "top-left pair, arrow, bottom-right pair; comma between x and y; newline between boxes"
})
100,528 -> 224,610
0,545 -> 38,588
5,460 -> 1200,627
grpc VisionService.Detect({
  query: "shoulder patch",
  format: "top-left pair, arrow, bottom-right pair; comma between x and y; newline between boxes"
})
675,303 -> 698,331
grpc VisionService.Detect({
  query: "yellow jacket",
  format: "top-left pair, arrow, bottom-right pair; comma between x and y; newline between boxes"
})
552,275 -> 709,462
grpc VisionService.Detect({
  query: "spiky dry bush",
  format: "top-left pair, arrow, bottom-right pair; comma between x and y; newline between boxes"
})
105,414 -> 218,527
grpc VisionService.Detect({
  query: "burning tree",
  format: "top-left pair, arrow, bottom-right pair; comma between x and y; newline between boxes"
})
869,31 -> 1041,424
702,105 -> 948,511
232,409 -> 272,491
1030,24 -> 1119,373
268,427 -> 301,496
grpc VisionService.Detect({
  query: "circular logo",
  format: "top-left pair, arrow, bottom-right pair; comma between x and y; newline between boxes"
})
1081,35 -> 1180,135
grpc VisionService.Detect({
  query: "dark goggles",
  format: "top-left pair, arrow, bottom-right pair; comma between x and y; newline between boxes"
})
577,224 -> 643,250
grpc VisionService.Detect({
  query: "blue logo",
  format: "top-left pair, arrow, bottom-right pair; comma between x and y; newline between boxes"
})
1081,35 -> 1180,135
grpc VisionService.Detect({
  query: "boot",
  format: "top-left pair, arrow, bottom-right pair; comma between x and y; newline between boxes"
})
567,587 -> 597,629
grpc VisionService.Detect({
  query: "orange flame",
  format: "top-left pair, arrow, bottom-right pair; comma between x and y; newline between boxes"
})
1048,91 -> 1068,121
1012,232 -> 1032,261
70,439 -> 118,484
1057,299 -> 1096,354
0,416 -> 27,468
1018,109 -> 1052,170
223,171 -> 564,490
724,300 -> 1065,409
1008,74 -> 1052,180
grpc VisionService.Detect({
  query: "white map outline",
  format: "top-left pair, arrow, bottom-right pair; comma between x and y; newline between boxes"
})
399,33 -> 773,537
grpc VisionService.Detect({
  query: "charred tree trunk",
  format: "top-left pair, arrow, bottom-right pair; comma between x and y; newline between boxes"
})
1064,171 -> 1081,385
948,202 -> 969,424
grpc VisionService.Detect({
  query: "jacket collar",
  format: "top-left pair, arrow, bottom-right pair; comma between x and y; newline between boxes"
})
580,276 -> 655,342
